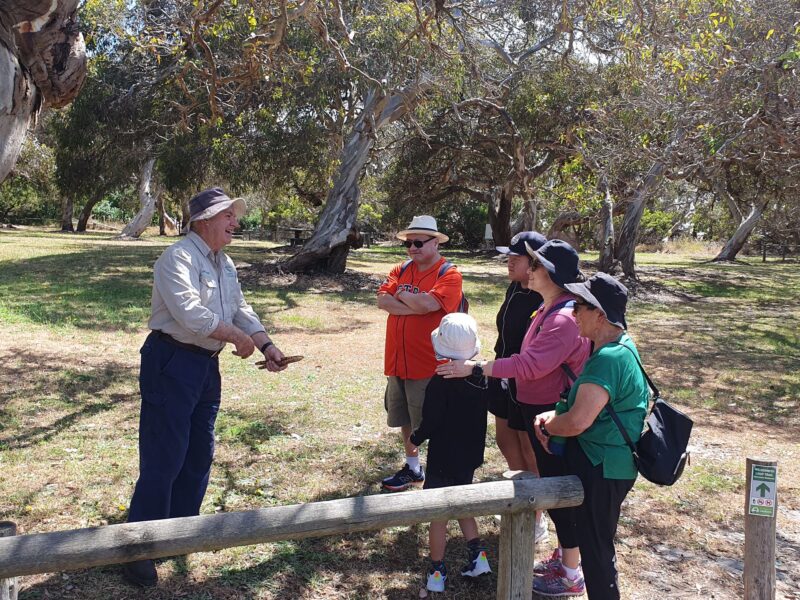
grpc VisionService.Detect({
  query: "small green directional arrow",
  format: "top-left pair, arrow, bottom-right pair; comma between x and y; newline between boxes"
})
756,482 -> 770,497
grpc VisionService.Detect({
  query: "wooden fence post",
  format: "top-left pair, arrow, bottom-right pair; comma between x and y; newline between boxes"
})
497,509 -> 536,600
0,522 -> 18,600
744,458 -> 777,600
497,471 -> 538,599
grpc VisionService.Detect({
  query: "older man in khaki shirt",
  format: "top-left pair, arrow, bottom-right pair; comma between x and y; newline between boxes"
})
123,188 -> 285,588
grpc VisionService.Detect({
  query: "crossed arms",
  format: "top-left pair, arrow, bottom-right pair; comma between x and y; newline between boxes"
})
377,289 -> 442,315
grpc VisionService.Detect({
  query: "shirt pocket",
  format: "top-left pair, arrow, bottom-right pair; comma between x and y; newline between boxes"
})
199,271 -> 218,304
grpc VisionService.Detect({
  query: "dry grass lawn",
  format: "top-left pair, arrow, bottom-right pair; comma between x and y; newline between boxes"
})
0,228 -> 797,599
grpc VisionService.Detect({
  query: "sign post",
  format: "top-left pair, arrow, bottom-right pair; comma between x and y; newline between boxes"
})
744,458 -> 777,600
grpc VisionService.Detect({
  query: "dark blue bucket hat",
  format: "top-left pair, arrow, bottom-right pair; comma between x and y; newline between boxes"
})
188,187 -> 246,223
525,239 -> 581,289
565,272 -> 628,329
496,231 -> 547,256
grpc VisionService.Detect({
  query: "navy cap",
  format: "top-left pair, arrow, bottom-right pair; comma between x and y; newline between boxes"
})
496,231 -> 547,256
188,187 -> 246,223
526,239 -> 581,289
565,273 -> 628,329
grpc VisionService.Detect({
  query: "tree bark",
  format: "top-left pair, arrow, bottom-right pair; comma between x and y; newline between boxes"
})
283,82 -> 430,272
0,0 -> 87,183
158,196 -> 178,236
60,196 -> 74,231
75,191 -> 103,232
117,157 -> 163,239
615,129 -> 684,278
488,185 -> 513,246
597,176 -> 615,273
713,176 -> 743,225
0,40 -> 39,183
713,196 -> 770,261
615,160 -> 666,278
547,211 -> 584,250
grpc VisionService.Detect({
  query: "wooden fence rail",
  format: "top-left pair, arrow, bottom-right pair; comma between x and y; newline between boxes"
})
0,475 -> 582,599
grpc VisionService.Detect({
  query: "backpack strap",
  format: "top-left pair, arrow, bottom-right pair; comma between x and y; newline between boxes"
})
437,260 -> 454,277
604,341 -> 657,460
534,299 -> 575,335
604,402 -> 640,459
611,342 -> 660,399
398,259 -> 413,278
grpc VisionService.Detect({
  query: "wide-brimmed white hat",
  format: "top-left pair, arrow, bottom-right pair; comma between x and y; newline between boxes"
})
188,187 -> 247,223
431,313 -> 481,360
397,215 -> 449,243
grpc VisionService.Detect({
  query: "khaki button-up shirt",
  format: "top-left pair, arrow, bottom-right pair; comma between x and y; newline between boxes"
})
147,231 -> 265,351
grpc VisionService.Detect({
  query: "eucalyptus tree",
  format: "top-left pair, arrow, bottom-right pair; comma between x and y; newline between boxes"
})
583,0 -> 799,274
661,0 -> 800,261
374,0 -> 623,247
0,0 -> 87,183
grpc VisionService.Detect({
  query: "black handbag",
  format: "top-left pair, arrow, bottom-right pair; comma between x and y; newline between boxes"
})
604,344 -> 693,486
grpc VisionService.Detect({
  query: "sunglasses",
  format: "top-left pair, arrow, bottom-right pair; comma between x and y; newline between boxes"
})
403,237 -> 436,249
529,258 -> 542,270
574,300 -> 597,311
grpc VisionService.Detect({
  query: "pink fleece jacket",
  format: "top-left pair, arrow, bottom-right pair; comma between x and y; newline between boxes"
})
491,294 -> 591,405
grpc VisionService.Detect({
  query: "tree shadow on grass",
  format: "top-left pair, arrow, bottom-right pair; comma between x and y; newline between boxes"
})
629,265 -> 799,433
0,245 -> 163,331
0,348 -> 137,450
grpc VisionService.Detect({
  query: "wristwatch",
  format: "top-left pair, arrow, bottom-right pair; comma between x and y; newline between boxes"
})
471,362 -> 484,378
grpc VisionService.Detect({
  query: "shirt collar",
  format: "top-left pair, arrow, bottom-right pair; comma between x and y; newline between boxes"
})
187,230 -> 213,258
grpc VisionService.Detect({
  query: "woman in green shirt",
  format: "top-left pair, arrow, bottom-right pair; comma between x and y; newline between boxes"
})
533,273 -> 648,600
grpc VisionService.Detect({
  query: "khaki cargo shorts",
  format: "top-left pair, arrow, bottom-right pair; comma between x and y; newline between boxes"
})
384,376 -> 431,429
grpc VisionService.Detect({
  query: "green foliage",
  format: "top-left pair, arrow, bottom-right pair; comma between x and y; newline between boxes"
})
264,196 -> 316,229
0,137 -> 59,223
639,209 -> 675,243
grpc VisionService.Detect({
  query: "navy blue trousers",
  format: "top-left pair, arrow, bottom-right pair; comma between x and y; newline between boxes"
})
128,332 -> 222,522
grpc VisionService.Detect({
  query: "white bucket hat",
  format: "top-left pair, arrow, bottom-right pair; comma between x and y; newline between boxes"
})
397,215 -> 449,243
431,313 -> 481,360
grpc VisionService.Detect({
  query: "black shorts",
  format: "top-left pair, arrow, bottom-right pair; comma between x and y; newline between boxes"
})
423,468 -> 476,489
486,378 -> 527,431
517,402 -> 558,446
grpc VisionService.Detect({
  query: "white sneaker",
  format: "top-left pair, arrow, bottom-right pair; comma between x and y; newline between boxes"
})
461,549 -> 492,577
534,512 -> 550,545
426,567 -> 446,592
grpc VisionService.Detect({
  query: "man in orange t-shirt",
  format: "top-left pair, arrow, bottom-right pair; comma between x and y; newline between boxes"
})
377,215 -> 463,491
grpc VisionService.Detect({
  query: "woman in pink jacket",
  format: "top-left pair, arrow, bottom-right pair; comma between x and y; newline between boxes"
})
437,239 -> 590,597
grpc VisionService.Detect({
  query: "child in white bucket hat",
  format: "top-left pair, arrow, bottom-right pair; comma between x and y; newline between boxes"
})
410,313 -> 492,593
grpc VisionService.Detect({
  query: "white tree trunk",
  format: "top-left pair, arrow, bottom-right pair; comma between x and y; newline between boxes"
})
0,0 -> 86,183
713,197 -> 769,261
284,81 -> 430,272
0,39 -> 39,182
615,129 -> 684,278
598,180 -> 615,273
117,157 -> 163,239
713,177 -> 743,225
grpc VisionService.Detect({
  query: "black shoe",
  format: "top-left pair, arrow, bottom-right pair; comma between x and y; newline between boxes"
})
122,559 -> 158,587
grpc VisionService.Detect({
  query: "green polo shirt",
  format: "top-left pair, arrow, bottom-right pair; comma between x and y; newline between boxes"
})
566,333 -> 649,479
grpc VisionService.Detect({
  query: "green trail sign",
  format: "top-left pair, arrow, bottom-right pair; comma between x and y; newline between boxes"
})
749,464 -> 777,518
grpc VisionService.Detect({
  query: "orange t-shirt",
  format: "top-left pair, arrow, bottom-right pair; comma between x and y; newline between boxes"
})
378,257 -> 464,379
